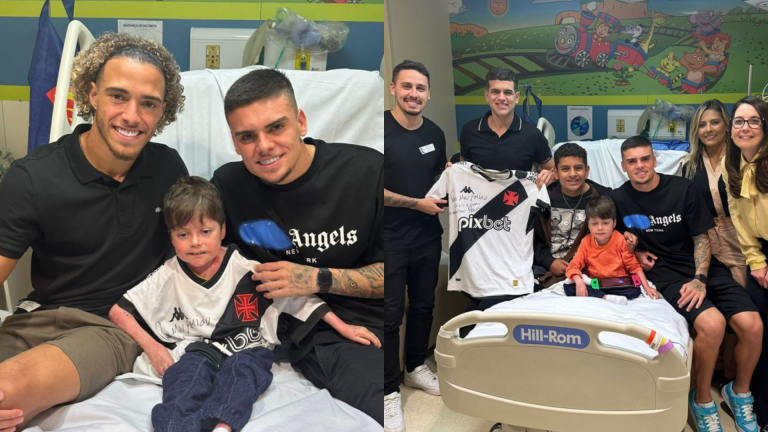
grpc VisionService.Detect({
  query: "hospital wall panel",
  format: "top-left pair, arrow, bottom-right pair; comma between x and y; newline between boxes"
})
0,4 -> 384,98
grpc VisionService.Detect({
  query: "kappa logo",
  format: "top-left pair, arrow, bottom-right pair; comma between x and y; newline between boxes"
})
503,191 -> 519,206
169,307 -> 187,322
460,186 -> 474,194
234,294 -> 259,322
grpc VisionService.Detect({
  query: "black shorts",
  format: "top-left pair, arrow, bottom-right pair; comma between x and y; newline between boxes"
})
656,268 -> 757,325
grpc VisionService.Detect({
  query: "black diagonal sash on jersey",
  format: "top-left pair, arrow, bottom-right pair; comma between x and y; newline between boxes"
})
449,180 -> 529,279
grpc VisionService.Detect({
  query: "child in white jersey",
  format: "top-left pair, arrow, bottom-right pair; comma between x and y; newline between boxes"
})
109,176 -> 379,432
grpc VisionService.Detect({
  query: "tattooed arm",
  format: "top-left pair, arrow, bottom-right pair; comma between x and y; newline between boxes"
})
384,189 -> 445,215
252,261 -> 384,299
692,232 -> 711,278
677,233 -> 711,312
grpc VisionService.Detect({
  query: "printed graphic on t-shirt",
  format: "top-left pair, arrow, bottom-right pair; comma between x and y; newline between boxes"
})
551,208 -> 586,259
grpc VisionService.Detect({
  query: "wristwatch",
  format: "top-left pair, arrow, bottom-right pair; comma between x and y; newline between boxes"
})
693,274 -> 708,284
317,267 -> 333,294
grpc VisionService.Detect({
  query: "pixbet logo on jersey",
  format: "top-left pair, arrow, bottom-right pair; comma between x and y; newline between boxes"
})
457,214 -> 512,232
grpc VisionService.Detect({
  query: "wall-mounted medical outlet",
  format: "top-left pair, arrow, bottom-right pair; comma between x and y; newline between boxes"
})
190,28 -> 255,71
607,109 -> 644,138
205,45 -> 220,69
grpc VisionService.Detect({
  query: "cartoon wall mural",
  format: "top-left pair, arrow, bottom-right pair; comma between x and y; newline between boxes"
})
450,0 -> 768,100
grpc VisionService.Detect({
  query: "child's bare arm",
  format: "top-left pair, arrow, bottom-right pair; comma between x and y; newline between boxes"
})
322,311 -> 381,348
634,269 -> 659,299
109,304 -> 175,375
573,276 -> 589,297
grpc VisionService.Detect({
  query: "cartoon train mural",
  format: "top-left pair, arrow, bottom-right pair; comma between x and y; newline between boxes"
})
545,6 -> 731,95
547,8 -> 650,69
449,1 -> 743,97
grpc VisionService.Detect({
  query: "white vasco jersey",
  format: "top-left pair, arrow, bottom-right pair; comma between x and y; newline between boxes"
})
427,162 -> 550,297
120,246 -> 329,355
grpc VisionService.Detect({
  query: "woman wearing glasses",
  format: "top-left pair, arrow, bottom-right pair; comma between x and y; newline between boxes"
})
723,96 -> 768,429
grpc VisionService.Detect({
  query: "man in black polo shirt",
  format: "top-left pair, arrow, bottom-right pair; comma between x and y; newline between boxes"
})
383,60 -> 446,432
459,67 -> 554,188
211,69 -> 384,425
0,33 -> 187,429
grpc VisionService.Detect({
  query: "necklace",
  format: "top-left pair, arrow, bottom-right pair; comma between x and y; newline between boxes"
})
561,184 -> 587,211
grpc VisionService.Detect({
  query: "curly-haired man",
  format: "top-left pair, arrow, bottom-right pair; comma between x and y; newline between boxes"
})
0,32 -> 188,429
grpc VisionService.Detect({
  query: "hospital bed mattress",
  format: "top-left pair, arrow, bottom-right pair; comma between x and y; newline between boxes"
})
23,361 -> 380,432
435,291 -> 692,432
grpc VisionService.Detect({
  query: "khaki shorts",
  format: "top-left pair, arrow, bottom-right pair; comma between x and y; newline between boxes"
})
0,307 -> 140,401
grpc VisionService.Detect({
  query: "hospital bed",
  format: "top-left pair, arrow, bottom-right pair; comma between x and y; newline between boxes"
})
553,139 -> 687,189
435,289 -> 693,432
21,20 -> 384,432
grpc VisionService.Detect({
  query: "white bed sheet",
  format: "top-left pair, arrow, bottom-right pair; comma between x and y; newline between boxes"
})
553,139 -> 687,189
155,67 -> 384,180
466,289 -> 690,361
23,362 -> 380,432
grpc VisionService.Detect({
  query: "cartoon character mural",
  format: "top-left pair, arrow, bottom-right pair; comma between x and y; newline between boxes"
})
689,9 -> 723,34
490,0 -> 507,16
622,23 -> 643,46
449,0 -> 760,98
548,2 -> 622,68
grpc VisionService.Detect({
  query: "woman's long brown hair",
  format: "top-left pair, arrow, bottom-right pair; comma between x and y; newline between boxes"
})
724,96 -> 768,198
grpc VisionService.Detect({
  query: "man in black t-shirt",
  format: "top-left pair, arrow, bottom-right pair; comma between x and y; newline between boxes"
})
458,67 -> 554,188
383,60 -> 446,432
533,143 -> 611,285
0,34 -> 188,429
211,69 -> 383,425
610,136 -> 761,432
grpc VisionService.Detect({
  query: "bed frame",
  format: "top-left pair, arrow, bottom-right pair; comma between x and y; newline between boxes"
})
435,311 -> 693,432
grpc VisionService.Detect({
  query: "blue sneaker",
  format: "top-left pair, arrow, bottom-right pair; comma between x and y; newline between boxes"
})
689,389 -> 723,432
721,381 -> 759,432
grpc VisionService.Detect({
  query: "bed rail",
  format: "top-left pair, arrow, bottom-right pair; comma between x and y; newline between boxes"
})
435,311 -> 691,432
50,20 -> 95,142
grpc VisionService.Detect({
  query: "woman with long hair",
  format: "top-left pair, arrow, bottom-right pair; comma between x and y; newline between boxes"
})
722,96 -> 768,427
683,99 -> 747,287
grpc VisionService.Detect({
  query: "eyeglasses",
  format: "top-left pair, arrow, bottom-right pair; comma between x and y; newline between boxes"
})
732,117 -> 765,129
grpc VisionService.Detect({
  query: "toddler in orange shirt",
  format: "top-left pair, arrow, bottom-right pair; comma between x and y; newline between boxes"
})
564,196 -> 660,304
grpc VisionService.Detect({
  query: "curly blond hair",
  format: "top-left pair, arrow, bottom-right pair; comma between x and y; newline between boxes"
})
71,32 -> 184,135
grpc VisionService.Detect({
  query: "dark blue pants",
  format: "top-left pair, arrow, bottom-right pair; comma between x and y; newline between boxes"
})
563,282 -> 642,300
152,347 -> 274,432
384,239 -> 441,396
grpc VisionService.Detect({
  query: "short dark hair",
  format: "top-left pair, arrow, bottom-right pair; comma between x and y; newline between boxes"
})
585,195 -> 616,221
485,67 -> 517,89
392,60 -> 430,87
163,176 -> 225,231
224,69 -> 297,117
620,135 -> 653,156
554,142 -> 588,167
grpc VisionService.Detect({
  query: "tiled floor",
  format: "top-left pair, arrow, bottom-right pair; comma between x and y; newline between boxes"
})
399,357 -> 741,432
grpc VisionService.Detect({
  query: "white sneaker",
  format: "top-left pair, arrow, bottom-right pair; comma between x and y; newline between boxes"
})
384,391 -> 405,432
604,295 -> 628,305
404,364 -> 440,395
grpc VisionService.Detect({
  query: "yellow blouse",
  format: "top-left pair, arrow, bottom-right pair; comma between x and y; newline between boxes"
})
722,155 -> 768,270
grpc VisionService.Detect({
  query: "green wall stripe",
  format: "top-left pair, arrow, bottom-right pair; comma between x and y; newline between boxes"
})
0,2 -> 384,22
0,86 -> 31,101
